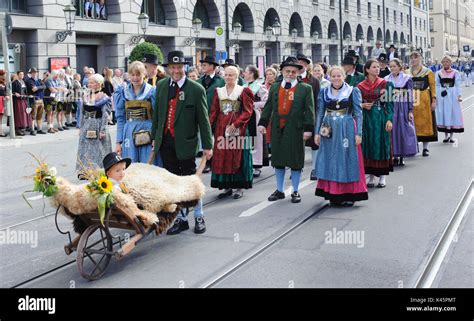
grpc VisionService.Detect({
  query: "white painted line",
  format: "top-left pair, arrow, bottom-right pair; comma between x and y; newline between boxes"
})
463,94 -> 474,102
239,178 -> 313,217
462,104 -> 473,112
26,194 -> 44,201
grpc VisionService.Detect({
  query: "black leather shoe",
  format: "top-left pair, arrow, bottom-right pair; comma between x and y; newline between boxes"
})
62,126 -> 69,130
366,183 -> 375,188
448,138 -> 455,143
443,137 -> 450,143
218,189 -> 233,199
37,130 -> 47,135
341,201 -> 354,207
166,218 -> 189,235
399,157 -> 405,166
330,200 -> 342,207
422,149 -> 429,157
253,169 -> 261,178
268,190 -> 285,201
376,183 -> 386,188
233,190 -> 243,199
194,217 -> 206,234
310,169 -> 318,181
291,192 -> 301,203
393,157 -> 399,166
30,130 -> 37,136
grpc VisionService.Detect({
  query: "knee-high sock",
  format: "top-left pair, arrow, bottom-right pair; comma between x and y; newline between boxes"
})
275,168 -> 285,192
291,170 -> 302,192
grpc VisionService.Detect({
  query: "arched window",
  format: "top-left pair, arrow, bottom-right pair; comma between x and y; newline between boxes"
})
141,0 -> 166,25
193,0 -> 210,29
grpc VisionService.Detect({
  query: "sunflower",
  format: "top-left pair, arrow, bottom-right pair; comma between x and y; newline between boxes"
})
98,176 -> 113,194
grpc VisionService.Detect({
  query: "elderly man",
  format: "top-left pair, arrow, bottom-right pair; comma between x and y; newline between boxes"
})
112,68 -> 123,90
371,41 -> 384,60
257,57 -> 315,203
151,50 -> 213,235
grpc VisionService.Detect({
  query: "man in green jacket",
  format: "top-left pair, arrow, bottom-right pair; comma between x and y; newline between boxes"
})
151,51 -> 213,235
258,57 -> 315,203
342,56 -> 365,87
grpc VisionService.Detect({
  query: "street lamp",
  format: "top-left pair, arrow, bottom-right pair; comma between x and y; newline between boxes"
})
330,33 -> 337,42
291,28 -> 298,43
130,13 -> 150,45
272,19 -> 282,62
313,31 -> 319,42
185,18 -> 202,46
230,22 -> 242,52
56,4 -> 76,43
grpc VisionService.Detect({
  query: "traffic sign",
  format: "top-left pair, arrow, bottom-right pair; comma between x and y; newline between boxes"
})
215,26 -> 226,52
463,45 -> 470,52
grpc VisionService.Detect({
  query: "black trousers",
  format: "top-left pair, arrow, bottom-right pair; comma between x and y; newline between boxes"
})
160,134 -> 196,176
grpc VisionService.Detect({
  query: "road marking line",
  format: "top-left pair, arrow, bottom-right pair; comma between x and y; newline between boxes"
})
463,94 -> 474,102
239,178 -> 313,217
462,104 -> 473,112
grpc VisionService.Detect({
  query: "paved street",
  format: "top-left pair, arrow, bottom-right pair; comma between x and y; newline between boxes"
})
0,86 -> 472,289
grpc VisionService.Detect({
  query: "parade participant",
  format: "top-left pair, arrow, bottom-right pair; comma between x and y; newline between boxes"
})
264,67 -> 278,147
258,57 -> 315,203
435,56 -> 464,143
243,64 -> 269,178
221,59 -> 245,85
385,59 -> 418,166
198,56 -> 225,113
297,54 -> 320,181
358,58 -> 394,188
312,64 -> 330,89
388,45 -> 399,61
82,67 -> 92,87
406,51 -> 437,156
377,53 -> 391,78
342,56 -> 365,87
103,152 -> 132,193
371,40 -> 385,59
114,61 -> 158,165
463,61 -> 471,87
142,53 -> 159,87
25,68 -> 46,135
314,66 -> 368,206
0,70 -> 8,137
346,50 -> 364,74
197,55 -> 225,173
103,68 -> 115,124
76,73 -> 112,176
151,50 -> 213,235
12,71 -> 31,136
209,65 -> 254,199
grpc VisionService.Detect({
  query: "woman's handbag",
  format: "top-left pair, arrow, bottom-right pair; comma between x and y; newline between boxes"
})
133,130 -> 152,146
319,122 -> 332,138
86,130 -> 98,139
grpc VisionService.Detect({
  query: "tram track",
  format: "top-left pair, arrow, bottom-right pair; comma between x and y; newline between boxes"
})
414,180 -> 473,288
200,203 -> 329,288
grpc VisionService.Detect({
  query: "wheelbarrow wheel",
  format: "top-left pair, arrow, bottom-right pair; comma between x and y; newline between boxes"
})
76,224 -> 113,280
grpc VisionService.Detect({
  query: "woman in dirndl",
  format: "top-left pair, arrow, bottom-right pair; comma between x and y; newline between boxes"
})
76,74 -> 112,174
114,61 -> 159,165
209,65 -> 254,199
314,66 -> 368,207
435,55 -> 464,143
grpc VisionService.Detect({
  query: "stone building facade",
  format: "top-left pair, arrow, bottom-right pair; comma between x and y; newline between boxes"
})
429,0 -> 474,62
1,0 -> 430,74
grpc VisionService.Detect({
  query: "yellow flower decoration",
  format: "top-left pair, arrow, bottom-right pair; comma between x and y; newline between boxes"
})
98,176 -> 112,194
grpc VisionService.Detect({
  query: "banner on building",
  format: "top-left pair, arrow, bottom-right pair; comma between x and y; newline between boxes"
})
49,57 -> 70,71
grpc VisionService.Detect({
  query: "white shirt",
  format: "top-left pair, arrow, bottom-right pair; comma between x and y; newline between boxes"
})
281,79 -> 298,89
300,71 -> 307,79
372,47 -> 385,59
170,76 -> 186,88
389,51 -> 396,61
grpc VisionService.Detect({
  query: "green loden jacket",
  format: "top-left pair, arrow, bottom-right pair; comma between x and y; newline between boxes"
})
151,77 -> 213,160
258,81 -> 315,170
197,75 -> 225,113
345,71 -> 365,87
